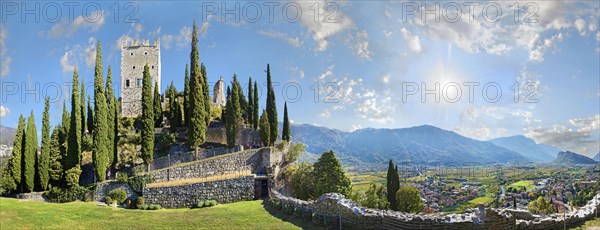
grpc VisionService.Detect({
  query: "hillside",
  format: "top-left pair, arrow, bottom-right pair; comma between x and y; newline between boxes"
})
290,124 -> 530,166
488,135 -> 559,162
593,152 -> 600,162
0,125 -> 16,146
552,151 -> 597,165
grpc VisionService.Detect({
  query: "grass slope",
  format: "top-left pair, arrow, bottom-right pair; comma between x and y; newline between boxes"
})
0,198 -> 309,229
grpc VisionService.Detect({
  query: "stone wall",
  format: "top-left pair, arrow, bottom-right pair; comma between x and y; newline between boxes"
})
142,176 -> 255,208
205,122 -> 262,147
94,181 -> 138,202
16,193 -> 48,202
149,146 -> 243,171
148,147 -> 284,183
269,191 -> 600,230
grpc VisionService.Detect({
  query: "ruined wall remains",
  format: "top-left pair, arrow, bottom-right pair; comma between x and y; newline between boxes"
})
142,176 -> 254,208
269,191 -> 600,230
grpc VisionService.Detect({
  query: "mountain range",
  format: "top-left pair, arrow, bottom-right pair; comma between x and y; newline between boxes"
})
552,151 -> 597,165
290,124 -> 539,166
0,125 -> 16,146
488,135 -> 560,162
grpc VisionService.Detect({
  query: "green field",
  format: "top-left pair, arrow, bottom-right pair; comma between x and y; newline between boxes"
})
468,196 -> 494,204
508,180 -> 536,191
0,198 -> 318,229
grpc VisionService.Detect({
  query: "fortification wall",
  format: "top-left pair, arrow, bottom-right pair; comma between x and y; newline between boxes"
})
204,123 -> 261,147
148,147 -> 284,183
149,146 -> 243,171
269,191 -> 600,230
142,176 -> 255,208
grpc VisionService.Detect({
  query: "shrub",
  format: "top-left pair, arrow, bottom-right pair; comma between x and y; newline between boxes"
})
205,200 -> 217,207
82,134 -> 93,152
148,204 -> 161,210
45,186 -> 89,203
65,165 -> 82,187
136,197 -> 145,208
141,204 -> 149,210
108,189 -> 128,204
105,196 -> 114,205
156,131 -> 177,157
197,200 -> 205,208
128,174 -> 153,193
116,172 -> 128,183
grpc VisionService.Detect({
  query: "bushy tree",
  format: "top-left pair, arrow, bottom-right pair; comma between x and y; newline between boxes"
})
528,196 -> 556,214
141,64 -> 155,166
290,162 -> 315,200
313,150 -> 351,197
48,126 -> 63,186
67,69 -> 82,170
24,111 -> 38,192
363,183 -> 390,210
395,186 -> 424,213
259,110 -> 270,147
253,81 -> 259,129
265,64 -> 277,145
386,160 -> 400,210
38,97 -> 50,190
154,82 -> 162,127
92,41 -> 109,181
167,82 -> 181,129
285,142 -> 305,164
9,115 -> 25,192
187,21 -> 207,151
282,102 -> 290,141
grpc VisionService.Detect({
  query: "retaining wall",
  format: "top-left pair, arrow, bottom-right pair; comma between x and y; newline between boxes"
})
149,146 -> 243,171
94,181 -> 138,202
142,176 -> 255,208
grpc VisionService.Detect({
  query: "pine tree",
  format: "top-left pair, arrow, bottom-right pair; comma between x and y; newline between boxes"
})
201,63 -> 211,125
154,82 -> 162,127
38,97 -> 50,190
247,77 -> 253,126
67,69 -> 81,170
187,20 -> 207,151
81,80 -> 86,134
24,111 -> 37,192
253,81 -> 259,129
183,64 -> 190,126
86,96 -> 94,134
141,64 -> 155,167
105,66 -> 116,167
265,64 -> 278,145
282,102 -> 291,142
48,126 -> 63,186
92,41 -> 109,181
9,115 -> 25,192
259,110 -> 270,147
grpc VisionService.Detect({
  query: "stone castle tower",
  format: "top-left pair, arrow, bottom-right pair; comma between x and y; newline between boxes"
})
213,76 -> 225,107
120,38 -> 161,117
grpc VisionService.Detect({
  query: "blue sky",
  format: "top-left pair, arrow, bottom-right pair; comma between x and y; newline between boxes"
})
0,1 -> 599,156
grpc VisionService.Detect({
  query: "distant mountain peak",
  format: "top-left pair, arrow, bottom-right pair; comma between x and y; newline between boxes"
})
488,135 -> 557,162
553,151 -> 597,165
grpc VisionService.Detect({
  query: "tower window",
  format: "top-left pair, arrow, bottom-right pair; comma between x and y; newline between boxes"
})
152,65 -> 154,69
130,52 -> 133,56
133,66 -> 136,70
144,52 -> 148,55
126,79 -> 130,88
136,78 -> 142,88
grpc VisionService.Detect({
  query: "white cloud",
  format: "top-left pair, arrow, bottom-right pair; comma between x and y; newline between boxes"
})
134,23 -> 144,33
399,28 -> 422,54
296,0 -> 354,51
288,66 -> 305,79
526,115 -> 600,155
61,37 -> 96,73
318,110 -> 331,118
0,105 -> 9,118
48,10 -> 105,38
575,18 -> 587,36
381,74 -> 390,83
83,37 -> 97,68
350,30 -> 372,60
256,29 -> 302,47
0,28 -> 11,77
60,50 -> 77,74
529,33 -> 564,62
349,124 -> 362,132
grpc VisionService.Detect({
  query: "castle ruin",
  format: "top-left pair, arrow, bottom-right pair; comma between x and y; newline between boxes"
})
213,76 -> 226,107
120,39 -> 161,117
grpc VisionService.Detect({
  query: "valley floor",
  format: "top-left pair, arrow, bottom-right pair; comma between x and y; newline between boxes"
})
0,198 -> 320,229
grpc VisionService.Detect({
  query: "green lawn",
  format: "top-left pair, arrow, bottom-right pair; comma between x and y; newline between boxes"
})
0,198 -> 315,229
468,196 -> 494,204
508,180 -> 535,191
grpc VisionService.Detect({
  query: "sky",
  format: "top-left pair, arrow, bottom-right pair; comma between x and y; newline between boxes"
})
0,1 -> 599,157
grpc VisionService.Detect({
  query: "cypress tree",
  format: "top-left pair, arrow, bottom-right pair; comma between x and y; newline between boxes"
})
282,102 -> 290,141
167,81 -> 179,129
59,102 -> 69,174
154,82 -> 162,127
141,64 -> 155,166
386,160 -> 399,211
92,41 -> 109,181
112,98 -> 119,167
86,96 -> 94,134
248,77 -> 253,126
67,69 -> 81,170
24,111 -> 37,192
232,74 -> 247,121
81,80 -> 86,134
39,97 -> 50,190
265,64 -> 278,145
225,75 -> 242,148
105,66 -> 116,167
201,63 -> 211,125
187,20 -> 207,151
9,115 -> 25,192
183,64 -> 190,126
259,110 -> 270,147
48,126 -> 63,186
253,81 -> 259,129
